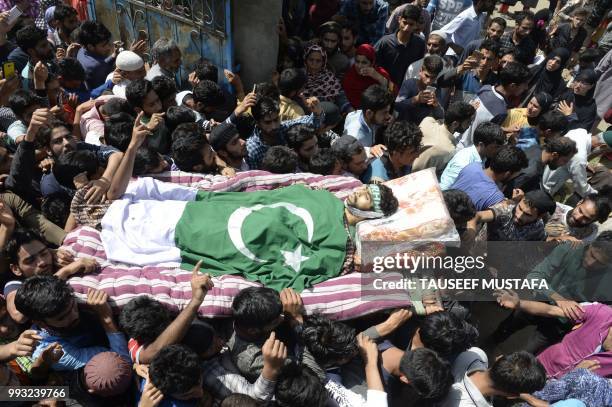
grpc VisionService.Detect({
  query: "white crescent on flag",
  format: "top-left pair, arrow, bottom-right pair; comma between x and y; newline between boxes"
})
227,203 -> 314,272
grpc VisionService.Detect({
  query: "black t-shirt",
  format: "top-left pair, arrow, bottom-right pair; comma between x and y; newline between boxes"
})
374,33 -> 425,88
550,23 -> 587,53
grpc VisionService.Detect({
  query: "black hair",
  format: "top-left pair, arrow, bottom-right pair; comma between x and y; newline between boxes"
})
499,46 -> 517,58
515,11 -> 535,24
231,287 -> 282,330
361,84 -> 393,113
278,68 -> 308,96
252,97 -> 281,121
318,21 -> 342,38
301,314 -> 357,368
309,148 -> 338,175
443,189 -> 477,227
419,311 -> 479,360
538,110 -> 569,134
384,121 -> 423,153
54,4 -> 78,21
479,38 -> 500,56
99,98 -> 134,117
77,21 -> 112,48
399,348 -> 453,402
171,123 -> 209,171
149,344 -> 203,396
104,113 -> 135,152
41,193 -> 72,229
332,136 -> 365,165
53,150 -> 98,190
9,90 -> 43,118
523,190 -> 557,216
57,58 -> 85,81
582,194 -> 612,223
126,79 -> 155,110
570,6 -> 588,17
375,183 -> 399,216
489,16 -> 507,29
151,75 -> 178,103
233,114 -> 256,139
165,106 -> 196,135
498,62 -> 531,86
400,4 -> 422,22
193,60 -> 219,82
422,55 -> 444,75
221,394 -> 262,407
193,80 -> 225,108
254,82 -> 280,101
543,136 -> 577,157
261,146 -> 297,174
444,102 -> 475,128
592,231 -> 612,255
5,229 -> 45,265
473,122 -> 505,146
490,351 -> 546,394
490,146 -> 528,174
275,364 -> 327,407
133,147 -> 163,176
38,118 -> 73,148
577,48 -> 602,65
15,25 -> 47,53
119,296 -> 173,344
286,125 -> 317,151
14,275 -> 74,321
340,21 -> 357,37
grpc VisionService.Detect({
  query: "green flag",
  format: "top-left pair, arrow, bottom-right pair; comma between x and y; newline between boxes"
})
175,185 -> 348,291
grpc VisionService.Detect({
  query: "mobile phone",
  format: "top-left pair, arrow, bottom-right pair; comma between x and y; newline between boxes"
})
252,84 -> 258,94
6,6 -> 23,26
137,30 -> 148,42
470,50 -> 483,60
2,62 -> 15,79
425,85 -> 437,93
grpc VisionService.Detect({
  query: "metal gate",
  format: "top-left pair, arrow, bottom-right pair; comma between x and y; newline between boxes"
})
90,0 -> 233,89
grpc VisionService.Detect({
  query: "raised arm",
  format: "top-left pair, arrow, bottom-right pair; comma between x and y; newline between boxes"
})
106,112 -> 151,200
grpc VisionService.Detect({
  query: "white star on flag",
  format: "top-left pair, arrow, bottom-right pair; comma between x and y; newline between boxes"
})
281,244 -> 310,273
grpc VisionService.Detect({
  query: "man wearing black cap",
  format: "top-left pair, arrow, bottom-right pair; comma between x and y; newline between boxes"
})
209,123 -> 249,172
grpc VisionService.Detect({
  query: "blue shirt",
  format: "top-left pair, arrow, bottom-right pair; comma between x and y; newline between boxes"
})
77,48 -> 116,90
362,156 -> 410,183
343,110 -> 377,147
31,324 -> 130,371
246,113 -> 323,170
439,5 -> 487,54
450,162 -> 504,211
339,0 -> 389,45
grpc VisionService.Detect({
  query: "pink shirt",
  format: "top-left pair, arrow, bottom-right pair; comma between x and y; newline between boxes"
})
537,303 -> 612,379
79,95 -> 119,145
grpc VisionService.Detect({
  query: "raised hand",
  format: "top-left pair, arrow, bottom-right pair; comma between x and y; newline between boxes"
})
557,100 -> 574,116
190,260 -> 214,305
139,379 -> 164,407
9,329 -> 42,357
304,96 -> 322,115
280,287 -> 304,324
130,111 -> 152,149
36,342 -> 64,365
357,333 -> 379,366
33,61 -> 49,85
493,289 -> 520,310
234,92 -> 257,116
27,108 -> 52,136
130,39 -> 148,56
261,331 -> 287,380
146,112 -> 165,132
66,43 -> 82,59
0,201 -> 15,229
87,288 -> 113,320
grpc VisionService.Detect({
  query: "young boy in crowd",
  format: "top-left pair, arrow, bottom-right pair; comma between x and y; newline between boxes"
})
286,124 -> 319,172
344,84 -> 393,148
14,275 -> 130,371
76,22 -> 116,90
126,79 -> 170,154
209,122 -> 249,172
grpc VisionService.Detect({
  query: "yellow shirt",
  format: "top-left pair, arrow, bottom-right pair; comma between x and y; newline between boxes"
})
279,95 -> 305,122
502,108 -> 530,129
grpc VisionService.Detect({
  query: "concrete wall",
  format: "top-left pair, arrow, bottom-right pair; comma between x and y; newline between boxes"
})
231,0 -> 282,89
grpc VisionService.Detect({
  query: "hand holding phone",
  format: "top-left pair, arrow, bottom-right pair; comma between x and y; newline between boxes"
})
6,6 -> 22,27
2,62 -> 15,80
470,50 -> 483,61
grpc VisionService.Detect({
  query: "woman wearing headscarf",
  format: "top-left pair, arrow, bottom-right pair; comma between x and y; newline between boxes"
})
522,48 -> 571,106
556,69 -> 599,131
504,92 -> 554,149
302,45 -> 351,111
342,44 -> 396,109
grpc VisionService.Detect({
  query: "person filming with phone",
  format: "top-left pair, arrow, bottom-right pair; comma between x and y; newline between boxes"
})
395,54 -> 444,125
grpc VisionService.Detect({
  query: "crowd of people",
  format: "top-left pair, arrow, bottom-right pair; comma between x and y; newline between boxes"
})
0,0 -> 609,406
